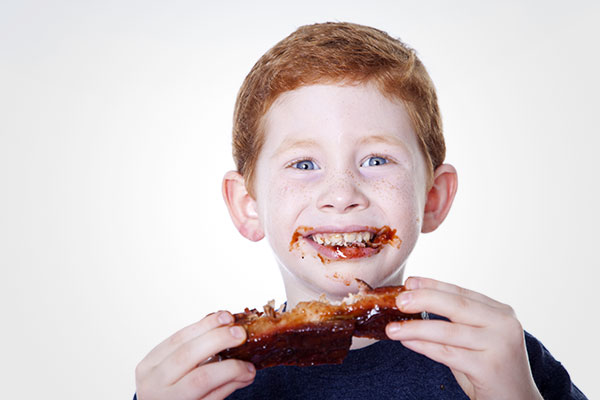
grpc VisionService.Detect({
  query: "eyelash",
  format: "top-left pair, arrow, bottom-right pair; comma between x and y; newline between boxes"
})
361,154 -> 393,167
287,157 -> 320,170
286,153 -> 394,169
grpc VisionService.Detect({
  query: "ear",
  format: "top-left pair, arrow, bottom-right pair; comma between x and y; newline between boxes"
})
421,164 -> 458,233
222,171 -> 265,242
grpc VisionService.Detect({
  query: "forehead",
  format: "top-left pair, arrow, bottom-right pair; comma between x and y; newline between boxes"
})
261,83 -> 419,151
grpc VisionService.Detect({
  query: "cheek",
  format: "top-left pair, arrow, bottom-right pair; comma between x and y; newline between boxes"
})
370,176 -> 423,230
261,177 -> 312,238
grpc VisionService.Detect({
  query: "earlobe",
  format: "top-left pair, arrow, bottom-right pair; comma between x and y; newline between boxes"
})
222,171 -> 265,242
421,164 -> 458,233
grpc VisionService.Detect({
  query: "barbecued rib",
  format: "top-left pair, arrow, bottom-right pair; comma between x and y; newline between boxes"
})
218,280 -> 425,369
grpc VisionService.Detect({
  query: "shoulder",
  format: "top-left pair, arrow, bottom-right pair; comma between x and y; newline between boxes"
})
524,332 -> 587,399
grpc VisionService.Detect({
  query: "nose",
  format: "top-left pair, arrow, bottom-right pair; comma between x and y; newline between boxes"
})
316,172 -> 369,214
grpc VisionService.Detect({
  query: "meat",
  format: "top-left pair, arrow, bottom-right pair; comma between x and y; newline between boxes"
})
218,280 -> 426,369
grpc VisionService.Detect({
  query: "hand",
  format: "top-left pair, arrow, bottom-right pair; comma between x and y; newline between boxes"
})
135,311 -> 256,400
386,277 -> 543,400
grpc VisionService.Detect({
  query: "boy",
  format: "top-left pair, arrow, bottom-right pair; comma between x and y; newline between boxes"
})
135,22 -> 585,399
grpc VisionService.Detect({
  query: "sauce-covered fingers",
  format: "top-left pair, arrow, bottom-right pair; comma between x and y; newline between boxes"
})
405,277 -> 504,308
172,359 -> 255,400
155,325 -> 247,385
138,311 -> 234,374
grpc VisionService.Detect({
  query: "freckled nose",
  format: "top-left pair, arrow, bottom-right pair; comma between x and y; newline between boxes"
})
317,177 -> 369,213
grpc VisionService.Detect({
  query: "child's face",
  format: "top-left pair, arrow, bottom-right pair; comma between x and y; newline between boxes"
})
252,83 -> 429,298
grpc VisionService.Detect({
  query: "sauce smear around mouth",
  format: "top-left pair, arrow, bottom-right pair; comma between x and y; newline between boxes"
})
289,225 -> 402,262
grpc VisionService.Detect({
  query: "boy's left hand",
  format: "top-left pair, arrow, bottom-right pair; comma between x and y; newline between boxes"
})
385,277 -> 543,400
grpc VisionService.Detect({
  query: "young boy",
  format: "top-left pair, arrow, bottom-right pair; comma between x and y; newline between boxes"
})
134,22 -> 585,399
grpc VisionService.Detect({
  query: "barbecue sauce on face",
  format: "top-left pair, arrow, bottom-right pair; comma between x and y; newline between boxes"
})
289,225 -> 402,262
289,227 -> 313,252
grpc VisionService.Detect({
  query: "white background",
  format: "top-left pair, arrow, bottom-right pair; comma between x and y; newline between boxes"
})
1,1 -> 598,398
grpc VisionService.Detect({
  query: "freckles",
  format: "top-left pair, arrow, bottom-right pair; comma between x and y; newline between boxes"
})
369,178 -> 406,200
272,181 -> 307,201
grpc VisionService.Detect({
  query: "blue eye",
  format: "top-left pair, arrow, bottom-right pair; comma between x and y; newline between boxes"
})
292,160 -> 319,170
361,156 -> 388,167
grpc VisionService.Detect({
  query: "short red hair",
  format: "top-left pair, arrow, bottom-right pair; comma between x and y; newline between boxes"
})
232,22 -> 445,195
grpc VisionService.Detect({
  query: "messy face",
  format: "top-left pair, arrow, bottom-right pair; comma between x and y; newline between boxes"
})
252,83 -> 429,299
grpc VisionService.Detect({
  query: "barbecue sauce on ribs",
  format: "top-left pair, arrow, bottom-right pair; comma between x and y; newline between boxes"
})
218,280 -> 424,369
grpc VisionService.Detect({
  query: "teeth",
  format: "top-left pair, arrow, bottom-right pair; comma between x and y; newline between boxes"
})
311,231 -> 374,247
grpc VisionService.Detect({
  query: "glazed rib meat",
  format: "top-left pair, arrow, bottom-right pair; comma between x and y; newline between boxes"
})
218,280 -> 425,369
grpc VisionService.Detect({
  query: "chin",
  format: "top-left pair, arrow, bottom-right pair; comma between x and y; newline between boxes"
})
275,242 -> 407,300
310,276 -> 362,300
307,262 -> 402,300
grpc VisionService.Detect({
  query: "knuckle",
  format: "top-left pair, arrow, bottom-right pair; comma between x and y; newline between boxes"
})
440,343 -> 455,358
173,345 -> 191,367
455,294 -> 470,310
149,364 -> 170,387
501,303 -> 516,317
456,286 -> 470,298
135,362 -> 146,381
442,322 -> 459,338
510,316 -> 523,332
169,330 -> 186,347
500,311 -> 522,332
191,366 -> 211,388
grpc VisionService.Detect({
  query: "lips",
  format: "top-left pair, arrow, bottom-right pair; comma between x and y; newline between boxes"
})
289,226 -> 401,262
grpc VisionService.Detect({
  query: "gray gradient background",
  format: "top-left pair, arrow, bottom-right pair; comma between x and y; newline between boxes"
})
1,1 -> 598,399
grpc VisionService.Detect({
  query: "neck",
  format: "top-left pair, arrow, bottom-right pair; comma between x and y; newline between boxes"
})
280,270 -> 331,309
277,260 -> 406,307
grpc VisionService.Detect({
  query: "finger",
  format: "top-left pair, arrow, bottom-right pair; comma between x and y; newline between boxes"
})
170,359 -> 255,400
405,276 -> 505,308
157,325 -> 247,385
397,288 -> 497,327
140,311 -> 234,372
386,320 -> 486,351
401,339 -> 480,377
203,377 -> 255,400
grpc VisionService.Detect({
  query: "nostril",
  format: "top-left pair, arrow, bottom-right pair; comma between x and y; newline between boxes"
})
317,184 -> 369,213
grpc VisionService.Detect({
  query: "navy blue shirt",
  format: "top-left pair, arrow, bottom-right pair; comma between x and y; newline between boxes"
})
133,332 -> 586,399
226,332 -> 586,399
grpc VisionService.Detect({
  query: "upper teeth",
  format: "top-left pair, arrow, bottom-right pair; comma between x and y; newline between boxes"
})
311,232 -> 373,247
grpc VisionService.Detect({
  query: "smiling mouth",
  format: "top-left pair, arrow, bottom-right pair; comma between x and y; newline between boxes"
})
290,226 -> 401,262
311,231 -> 375,248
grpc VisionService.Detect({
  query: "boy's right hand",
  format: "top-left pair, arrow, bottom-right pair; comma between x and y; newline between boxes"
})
135,311 -> 256,400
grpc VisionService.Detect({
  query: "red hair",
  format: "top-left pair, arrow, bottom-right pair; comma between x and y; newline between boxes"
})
232,22 -> 445,195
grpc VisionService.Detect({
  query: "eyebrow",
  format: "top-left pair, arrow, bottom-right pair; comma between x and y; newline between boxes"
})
271,137 -> 320,158
271,134 -> 410,159
357,134 -> 410,151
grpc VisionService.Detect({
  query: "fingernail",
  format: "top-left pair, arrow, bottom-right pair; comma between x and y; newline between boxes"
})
246,362 -> 255,373
387,323 -> 402,336
406,277 -> 420,290
229,326 -> 245,339
218,312 -> 233,325
398,292 -> 412,308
